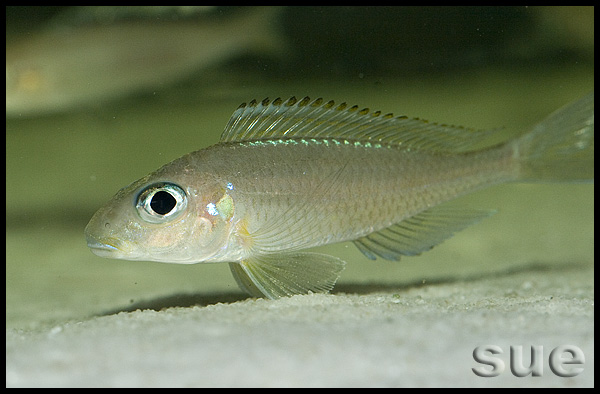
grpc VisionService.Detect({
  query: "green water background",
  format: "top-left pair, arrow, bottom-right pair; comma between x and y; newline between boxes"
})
6,7 -> 593,329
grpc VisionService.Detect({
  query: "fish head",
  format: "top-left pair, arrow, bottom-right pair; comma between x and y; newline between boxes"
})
85,169 -> 235,264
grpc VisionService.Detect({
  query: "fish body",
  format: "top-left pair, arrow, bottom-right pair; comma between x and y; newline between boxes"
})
85,94 -> 594,298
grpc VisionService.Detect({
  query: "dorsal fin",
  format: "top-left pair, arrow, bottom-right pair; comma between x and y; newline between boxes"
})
220,96 -> 504,153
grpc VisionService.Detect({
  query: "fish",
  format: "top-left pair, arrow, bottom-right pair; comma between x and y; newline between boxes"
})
85,93 -> 594,299
6,7 -> 283,116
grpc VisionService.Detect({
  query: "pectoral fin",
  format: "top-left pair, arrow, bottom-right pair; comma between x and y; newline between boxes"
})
229,252 -> 346,299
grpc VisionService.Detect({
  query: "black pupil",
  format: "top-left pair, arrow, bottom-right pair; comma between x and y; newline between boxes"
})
150,191 -> 176,215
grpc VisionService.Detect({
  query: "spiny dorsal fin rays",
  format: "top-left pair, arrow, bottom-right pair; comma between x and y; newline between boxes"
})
220,96 -> 505,153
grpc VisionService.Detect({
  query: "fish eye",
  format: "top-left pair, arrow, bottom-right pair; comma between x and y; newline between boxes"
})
136,183 -> 187,224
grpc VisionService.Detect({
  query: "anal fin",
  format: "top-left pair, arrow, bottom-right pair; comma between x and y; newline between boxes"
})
229,252 -> 346,299
354,206 -> 496,261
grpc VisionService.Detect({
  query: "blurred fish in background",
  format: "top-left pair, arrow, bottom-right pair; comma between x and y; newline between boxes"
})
6,6 -> 593,117
6,6 -> 285,117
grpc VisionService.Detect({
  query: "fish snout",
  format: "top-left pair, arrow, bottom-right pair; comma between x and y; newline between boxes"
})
85,233 -> 122,257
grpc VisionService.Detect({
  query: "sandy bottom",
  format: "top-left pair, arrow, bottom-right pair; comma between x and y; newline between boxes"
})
6,264 -> 593,387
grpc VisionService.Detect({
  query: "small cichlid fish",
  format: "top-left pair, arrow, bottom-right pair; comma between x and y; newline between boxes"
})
85,93 -> 594,299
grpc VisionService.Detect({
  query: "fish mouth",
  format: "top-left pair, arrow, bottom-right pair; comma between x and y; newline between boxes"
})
85,235 -> 122,257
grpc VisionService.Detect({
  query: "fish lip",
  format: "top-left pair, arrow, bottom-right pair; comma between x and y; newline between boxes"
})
86,235 -> 121,256
88,240 -> 119,252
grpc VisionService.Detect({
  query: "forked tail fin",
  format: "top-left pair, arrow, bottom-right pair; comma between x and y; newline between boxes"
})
517,92 -> 594,182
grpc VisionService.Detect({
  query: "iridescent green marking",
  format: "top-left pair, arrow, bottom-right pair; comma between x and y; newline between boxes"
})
239,138 -> 386,150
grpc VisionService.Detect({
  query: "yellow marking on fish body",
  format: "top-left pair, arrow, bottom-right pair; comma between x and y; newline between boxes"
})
216,193 -> 235,222
235,219 -> 254,252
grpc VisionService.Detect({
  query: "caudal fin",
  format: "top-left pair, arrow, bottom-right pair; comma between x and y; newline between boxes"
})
517,92 -> 594,182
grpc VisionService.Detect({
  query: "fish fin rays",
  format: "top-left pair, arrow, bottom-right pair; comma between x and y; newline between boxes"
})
354,206 -> 496,261
517,91 -> 594,182
221,96 -> 504,153
230,206 -> 494,300
249,163 -> 348,255
229,253 -> 346,299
